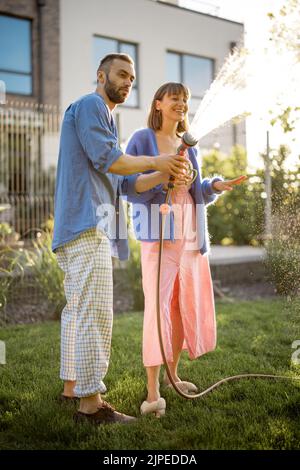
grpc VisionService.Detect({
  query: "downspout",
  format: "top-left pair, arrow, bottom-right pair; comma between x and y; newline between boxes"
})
37,0 -> 46,105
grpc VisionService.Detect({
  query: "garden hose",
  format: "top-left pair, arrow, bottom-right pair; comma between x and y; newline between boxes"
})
156,133 -> 300,400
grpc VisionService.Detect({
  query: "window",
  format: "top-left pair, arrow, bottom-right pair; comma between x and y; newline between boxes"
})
166,51 -> 214,114
0,15 -> 32,95
93,36 -> 139,108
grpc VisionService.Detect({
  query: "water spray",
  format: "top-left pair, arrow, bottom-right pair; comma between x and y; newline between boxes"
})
156,133 -> 300,400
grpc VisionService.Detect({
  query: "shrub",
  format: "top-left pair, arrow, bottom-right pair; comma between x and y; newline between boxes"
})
202,145 -> 265,245
265,210 -> 300,296
0,222 -> 20,245
202,144 -> 299,246
0,247 -> 24,314
22,230 -> 65,317
126,237 -> 144,311
0,268 -> 11,312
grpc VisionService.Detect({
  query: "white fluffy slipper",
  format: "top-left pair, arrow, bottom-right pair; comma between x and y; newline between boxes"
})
140,397 -> 166,417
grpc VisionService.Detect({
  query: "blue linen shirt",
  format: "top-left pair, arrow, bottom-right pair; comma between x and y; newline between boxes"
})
123,128 -> 223,255
52,92 -> 138,261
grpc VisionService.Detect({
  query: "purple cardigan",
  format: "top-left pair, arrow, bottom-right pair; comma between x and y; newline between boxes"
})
122,128 -> 223,255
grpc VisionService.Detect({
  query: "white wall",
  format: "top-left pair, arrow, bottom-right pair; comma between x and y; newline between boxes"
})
60,0 -> 245,152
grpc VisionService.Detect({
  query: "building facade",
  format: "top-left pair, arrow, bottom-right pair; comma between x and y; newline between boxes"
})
0,0 -> 60,106
0,0 -> 245,233
0,0 -> 245,154
0,0 -> 60,234
60,0 -> 245,152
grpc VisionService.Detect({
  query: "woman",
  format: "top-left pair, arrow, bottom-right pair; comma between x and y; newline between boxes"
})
125,82 -> 246,417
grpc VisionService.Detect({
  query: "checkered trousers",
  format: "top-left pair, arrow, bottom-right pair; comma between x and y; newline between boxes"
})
55,228 -> 113,397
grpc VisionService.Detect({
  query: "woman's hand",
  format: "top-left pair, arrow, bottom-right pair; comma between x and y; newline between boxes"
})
160,172 -> 190,190
213,175 -> 247,192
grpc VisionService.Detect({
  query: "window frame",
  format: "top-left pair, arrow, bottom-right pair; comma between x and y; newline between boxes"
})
93,34 -> 139,109
166,49 -> 215,101
0,13 -> 33,97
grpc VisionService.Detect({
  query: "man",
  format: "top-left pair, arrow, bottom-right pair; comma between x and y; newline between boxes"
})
52,53 -> 187,425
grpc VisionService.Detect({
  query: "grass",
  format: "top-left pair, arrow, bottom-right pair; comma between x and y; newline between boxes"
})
0,298 -> 300,450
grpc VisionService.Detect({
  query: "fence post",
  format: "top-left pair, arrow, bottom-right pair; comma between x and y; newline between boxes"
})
264,130 -> 272,240
0,340 -> 6,365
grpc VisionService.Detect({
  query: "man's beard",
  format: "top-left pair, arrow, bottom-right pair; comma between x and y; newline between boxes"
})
104,75 -> 128,104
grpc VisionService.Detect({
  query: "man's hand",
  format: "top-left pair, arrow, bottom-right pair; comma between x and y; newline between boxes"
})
154,154 -> 188,178
213,175 -> 247,192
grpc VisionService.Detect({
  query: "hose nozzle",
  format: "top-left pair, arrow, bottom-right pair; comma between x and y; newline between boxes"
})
176,132 -> 198,154
167,132 -> 198,189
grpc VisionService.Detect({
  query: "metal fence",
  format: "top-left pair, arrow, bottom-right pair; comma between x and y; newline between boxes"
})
0,101 -> 61,238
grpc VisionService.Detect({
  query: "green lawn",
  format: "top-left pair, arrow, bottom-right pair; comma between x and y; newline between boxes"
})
0,299 -> 299,450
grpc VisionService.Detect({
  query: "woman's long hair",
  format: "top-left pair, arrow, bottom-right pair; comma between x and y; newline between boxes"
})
147,82 -> 190,134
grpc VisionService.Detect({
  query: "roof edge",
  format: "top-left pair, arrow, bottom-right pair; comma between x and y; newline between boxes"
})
152,1 -> 244,27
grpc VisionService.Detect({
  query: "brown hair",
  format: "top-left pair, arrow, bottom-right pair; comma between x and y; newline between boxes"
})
97,53 -> 134,76
147,82 -> 190,134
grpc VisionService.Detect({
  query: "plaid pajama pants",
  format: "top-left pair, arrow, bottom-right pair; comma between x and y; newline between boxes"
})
55,228 -> 113,397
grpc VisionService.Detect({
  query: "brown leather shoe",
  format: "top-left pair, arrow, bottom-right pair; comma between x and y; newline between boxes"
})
73,401 -> 137,425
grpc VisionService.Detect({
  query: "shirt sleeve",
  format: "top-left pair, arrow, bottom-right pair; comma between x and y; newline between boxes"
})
192,147 -> 224,205
120,136 -> 142,199
74,96 -> 123,173
121,133 -> 164,203
202,177 -> 224,196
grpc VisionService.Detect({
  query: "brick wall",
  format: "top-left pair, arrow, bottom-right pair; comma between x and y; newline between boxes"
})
0,0 -> 60,106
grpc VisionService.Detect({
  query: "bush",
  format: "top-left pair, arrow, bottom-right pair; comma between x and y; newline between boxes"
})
202,145 -> 265,245
126,237 -> 144,311
201,144 -> 299,246
263,146 -> 300,296
0,222 -> 20,246
0,269 -> 11,312
22,230 -> 65,317
265,210 -> 300,296
0,247 -> 24,313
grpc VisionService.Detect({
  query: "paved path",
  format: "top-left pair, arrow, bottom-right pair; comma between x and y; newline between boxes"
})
209,246 -> 266,265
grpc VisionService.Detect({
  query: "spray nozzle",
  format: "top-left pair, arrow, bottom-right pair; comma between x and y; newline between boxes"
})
167,132 -> 198,189
176,132 -> 198,155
